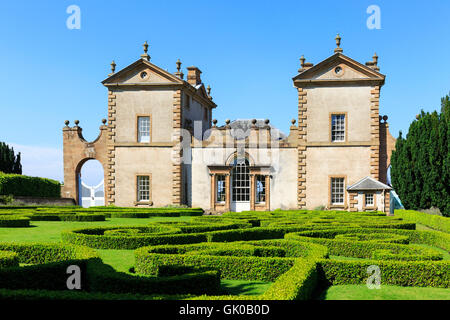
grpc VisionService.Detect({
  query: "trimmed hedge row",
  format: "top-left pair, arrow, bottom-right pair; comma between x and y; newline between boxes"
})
0,173 -> 60,198
0,250 -> 18,268
285,228 -> 444,261
0,288 -> 187,300
135,240 -> 324,283
319,259 -> 450,288
28,213 -> 106,222
0,242 -> 222,296
395,209 -> 450,233
0,215 -> 30,227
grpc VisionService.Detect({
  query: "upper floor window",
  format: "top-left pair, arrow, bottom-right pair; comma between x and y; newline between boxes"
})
331,114 -> 345,142
137,116 -> 150,143
184,94 -> 191,109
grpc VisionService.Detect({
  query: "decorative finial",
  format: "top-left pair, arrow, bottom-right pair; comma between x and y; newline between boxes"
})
64,120 -> 70,126
74,120 -> 80,126
373,52 -> 378,65
382,115 -> 388,122
141,41 -> 150,61
291,119 -> 296,125
212,119 -> 217,127
300,55 -> 306,68
110,60 -> 116,74
174,59 -> 184,79
225,119 -> 230,126
334,34 -> 343,53
102,118 -> 107,125
251,119 -> 257,126
207,85 -> 211,96
264,119 -> 270,125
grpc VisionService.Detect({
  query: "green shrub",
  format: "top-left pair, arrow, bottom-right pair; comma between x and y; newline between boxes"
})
395,210 -> 450,233
0,173 -> 60,198
29,213 -> 105,222
319,259 -> 450,288
0,251 -> 18,268
0,215 -> 30,227
285,228 -> 444,260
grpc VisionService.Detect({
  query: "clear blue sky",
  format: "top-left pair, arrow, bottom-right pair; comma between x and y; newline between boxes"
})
1,0 -> 449,184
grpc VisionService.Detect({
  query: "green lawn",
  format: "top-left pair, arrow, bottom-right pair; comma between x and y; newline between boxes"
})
0,218 -> 271,296
0,217 -> 191,243
319,285 -> 450,300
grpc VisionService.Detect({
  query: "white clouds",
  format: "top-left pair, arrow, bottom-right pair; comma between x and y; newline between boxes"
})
9,143 -> 104,186
10,143 -> 63,182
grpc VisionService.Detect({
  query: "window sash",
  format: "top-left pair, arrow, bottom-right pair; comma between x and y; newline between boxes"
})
331,178 -> 345,205
137,176 -> 150,201
232,159 -> 250,202
138,116 -> 150,143
216,175 -> 226,203
255,175 -> 266,203
331,114 -> 345,142
365,193 -> 374,206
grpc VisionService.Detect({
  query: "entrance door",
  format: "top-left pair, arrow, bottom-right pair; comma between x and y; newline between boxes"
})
230,159 -> 250,212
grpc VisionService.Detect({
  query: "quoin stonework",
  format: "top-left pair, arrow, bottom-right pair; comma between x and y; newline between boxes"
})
62,36 -> 396,214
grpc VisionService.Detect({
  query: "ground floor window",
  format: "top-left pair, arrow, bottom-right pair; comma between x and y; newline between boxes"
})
232,159 -> 250,202
331,177 -> 345,205
137,175 -> 150,202
255,175 -> 266,203
365,193 -> 374,207
216,175 -> 226,203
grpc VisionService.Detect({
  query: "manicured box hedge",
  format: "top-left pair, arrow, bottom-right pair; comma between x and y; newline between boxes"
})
0,173 -> 60,198
0,215 -> 30,227
395,209 -> 450,233
0,250 -> 18,268
319,259 -> 450,288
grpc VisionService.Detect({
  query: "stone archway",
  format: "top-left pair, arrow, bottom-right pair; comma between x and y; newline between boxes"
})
62,120 -> 109,205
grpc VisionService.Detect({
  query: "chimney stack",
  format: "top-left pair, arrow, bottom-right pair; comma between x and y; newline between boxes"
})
187,66 -> 202,86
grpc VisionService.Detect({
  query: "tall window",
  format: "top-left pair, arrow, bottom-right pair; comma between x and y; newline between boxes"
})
331,114 -> 345,142
255,175 -> 266,203
331,177 -> 345,205
365,193 -> 374,207
137,175 -> 150,202
138,116 -> 150,143
216,175 -> 226,203
232,159 -> 250,202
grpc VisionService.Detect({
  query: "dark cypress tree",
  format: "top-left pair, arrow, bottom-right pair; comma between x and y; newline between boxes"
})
391,94 -> 450,216
0,142 -> 22,174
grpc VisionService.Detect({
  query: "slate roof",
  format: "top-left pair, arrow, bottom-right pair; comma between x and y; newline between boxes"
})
347,176 -> 392,191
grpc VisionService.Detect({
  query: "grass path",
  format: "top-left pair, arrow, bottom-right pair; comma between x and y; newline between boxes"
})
319,285 -> 450,300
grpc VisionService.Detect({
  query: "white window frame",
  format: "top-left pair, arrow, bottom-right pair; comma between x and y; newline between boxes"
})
331,177 -> 345,205
365,193 -> 374,207
137,175 -> 150,202
331,114 -> 346,142
137,116 -> 150,143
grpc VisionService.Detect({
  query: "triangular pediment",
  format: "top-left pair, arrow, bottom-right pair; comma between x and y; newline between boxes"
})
102,59 -> 184,86
293,53 -> 385,84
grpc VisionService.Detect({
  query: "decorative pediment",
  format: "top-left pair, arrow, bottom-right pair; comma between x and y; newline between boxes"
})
102,59 -> 184,86
293,53 -> 385,86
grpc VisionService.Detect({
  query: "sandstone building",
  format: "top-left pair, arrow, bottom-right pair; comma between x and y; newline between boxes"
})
62,36 -> 396,213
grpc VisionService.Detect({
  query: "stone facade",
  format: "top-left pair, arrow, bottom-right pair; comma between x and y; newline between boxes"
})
62,38 -> 397,214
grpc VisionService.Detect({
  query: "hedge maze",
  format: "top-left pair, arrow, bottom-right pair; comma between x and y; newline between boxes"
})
0,207 -> 448,300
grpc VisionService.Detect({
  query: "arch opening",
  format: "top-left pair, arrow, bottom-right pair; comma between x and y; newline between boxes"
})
77,159 -> 105,208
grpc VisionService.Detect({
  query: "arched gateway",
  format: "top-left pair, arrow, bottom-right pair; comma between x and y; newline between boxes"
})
62,120 -> 109,205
